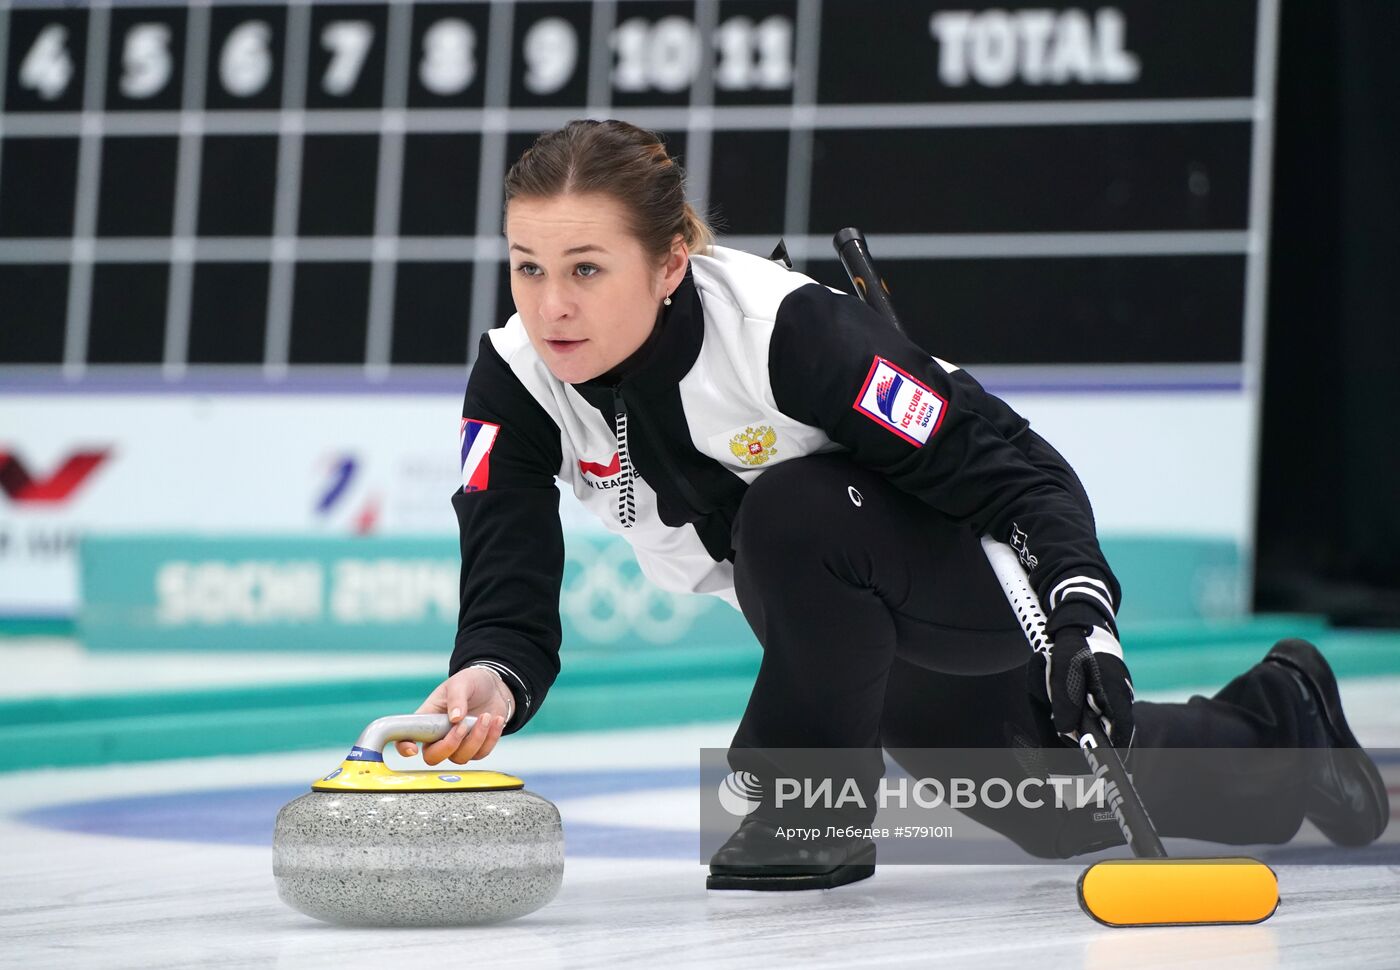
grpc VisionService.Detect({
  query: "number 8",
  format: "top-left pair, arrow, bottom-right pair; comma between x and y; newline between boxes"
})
420,18 -> 475,96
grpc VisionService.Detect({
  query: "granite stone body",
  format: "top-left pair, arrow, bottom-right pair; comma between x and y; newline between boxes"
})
273,788 -> 564,926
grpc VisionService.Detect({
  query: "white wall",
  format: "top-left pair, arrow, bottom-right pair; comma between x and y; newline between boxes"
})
1003,390 -> 1249,542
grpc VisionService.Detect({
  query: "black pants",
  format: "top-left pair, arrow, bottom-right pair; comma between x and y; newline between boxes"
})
728,450 -> 1314,857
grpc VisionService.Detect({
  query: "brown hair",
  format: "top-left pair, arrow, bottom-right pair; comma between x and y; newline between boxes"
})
503,119 -> 713,259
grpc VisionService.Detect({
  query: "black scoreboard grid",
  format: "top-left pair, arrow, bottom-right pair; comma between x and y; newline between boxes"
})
1,0 -> 1276,393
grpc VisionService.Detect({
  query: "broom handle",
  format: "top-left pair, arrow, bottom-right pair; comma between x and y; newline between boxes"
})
834,228 -> 1167,859
979,538 -> 1167,858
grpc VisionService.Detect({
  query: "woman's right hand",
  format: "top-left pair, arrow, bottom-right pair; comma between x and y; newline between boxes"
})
395,666 -> 513,765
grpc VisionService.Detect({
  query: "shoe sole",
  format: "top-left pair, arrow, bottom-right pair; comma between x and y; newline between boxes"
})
707,846 -> 876,892
1264,637 -> 1390,843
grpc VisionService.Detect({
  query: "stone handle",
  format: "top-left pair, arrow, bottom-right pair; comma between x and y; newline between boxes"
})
352,714 -> 480,754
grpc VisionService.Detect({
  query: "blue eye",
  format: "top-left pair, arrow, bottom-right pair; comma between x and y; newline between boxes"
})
514,263 -> 542,277
576,264 -> 600,278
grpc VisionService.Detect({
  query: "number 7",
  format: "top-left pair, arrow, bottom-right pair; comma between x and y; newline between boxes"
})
320,21 -> 373,96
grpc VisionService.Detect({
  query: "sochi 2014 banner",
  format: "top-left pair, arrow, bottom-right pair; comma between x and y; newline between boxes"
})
1,388 -> 1247,621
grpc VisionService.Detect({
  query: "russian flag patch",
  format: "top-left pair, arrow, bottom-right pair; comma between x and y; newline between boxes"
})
459,418 -> 500,493
852,357 -> 947,446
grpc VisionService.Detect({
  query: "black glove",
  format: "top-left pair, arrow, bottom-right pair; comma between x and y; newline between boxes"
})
1029,623 -> 1135,749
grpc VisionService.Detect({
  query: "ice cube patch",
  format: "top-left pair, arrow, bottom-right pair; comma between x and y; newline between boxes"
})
852,357 -> 947,446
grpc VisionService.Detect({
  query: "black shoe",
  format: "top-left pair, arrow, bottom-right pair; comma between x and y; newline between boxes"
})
707,817 -> 876,891
1264,638 -> 1390,846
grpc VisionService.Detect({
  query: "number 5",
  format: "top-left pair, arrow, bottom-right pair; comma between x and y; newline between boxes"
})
120,23 -> 174,99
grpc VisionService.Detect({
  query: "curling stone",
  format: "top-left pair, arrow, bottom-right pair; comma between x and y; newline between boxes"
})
273,714 -> 563,926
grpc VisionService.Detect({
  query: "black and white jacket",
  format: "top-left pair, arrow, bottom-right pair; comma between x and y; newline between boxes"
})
452,245 -> 1120,730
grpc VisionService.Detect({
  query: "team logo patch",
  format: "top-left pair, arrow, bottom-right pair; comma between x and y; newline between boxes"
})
852,357 -> 947,445
459,418 -> 500,493
579,452 -> 622,489
728,425 -> 778,467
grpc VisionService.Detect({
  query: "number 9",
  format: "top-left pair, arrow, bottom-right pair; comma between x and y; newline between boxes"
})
522,17 -> 577,96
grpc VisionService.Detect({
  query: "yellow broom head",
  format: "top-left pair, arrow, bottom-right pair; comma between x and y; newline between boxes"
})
1078,858 -> 1279,927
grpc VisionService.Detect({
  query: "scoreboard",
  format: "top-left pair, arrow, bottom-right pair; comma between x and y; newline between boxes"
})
0,0 -> 1274,383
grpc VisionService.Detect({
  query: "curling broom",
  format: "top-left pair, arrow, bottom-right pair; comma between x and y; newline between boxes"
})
832,227 -> 1278,927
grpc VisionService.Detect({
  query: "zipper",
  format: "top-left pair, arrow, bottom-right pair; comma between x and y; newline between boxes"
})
612,387 -> 637,528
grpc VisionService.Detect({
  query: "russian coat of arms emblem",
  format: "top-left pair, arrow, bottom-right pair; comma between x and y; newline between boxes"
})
728,426 -> 778,466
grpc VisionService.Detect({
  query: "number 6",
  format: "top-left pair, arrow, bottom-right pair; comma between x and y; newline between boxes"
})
220,21 -> 273,98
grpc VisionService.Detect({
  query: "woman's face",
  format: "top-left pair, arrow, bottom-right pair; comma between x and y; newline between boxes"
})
505,192 -> 688,384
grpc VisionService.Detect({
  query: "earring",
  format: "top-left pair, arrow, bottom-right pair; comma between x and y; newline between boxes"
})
663,295 -> 672,306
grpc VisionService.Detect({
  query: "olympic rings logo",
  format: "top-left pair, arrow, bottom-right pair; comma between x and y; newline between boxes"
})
560,540 -> 708,644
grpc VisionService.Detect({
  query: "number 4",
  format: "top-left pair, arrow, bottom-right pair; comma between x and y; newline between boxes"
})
19,24 -> 75,101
